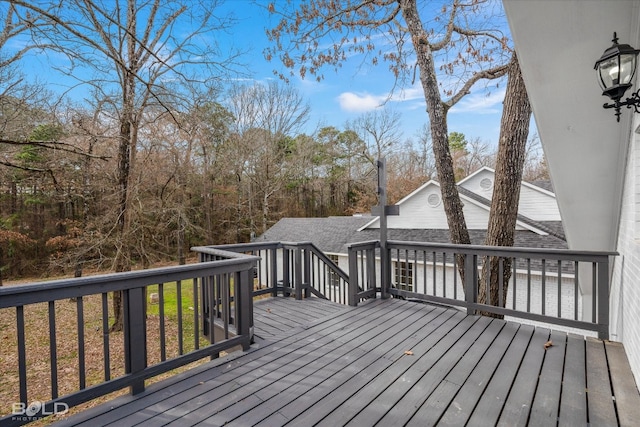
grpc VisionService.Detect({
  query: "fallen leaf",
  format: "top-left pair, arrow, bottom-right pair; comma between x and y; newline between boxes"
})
544,340 -> 553,349
267,308 -> 271,313
404,350 -> 414,356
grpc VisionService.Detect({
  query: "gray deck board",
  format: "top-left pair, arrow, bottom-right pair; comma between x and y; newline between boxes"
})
252,297 -> 345,340
465,323 -> 535,427
586,337 -> 618,427
528,330 -> 568,426
214,303 -> 441,426
53,297 -> 640,427
286,309 -> 465,427
371,316 -> 499,427
497,326 -> 551,426
559,334 -> 587,425
606,340 -> 640,427
329,315 -> 492,427
436,321 -> 521,426
186,300 -> 433,427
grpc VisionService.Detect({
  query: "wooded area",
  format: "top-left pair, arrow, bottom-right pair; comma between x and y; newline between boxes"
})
0,0 -> 547,285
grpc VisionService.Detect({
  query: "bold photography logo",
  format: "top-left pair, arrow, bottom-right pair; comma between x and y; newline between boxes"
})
11,401 -> 69,420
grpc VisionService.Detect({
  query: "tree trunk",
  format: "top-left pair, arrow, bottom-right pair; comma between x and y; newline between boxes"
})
401,0 -> 470,281
110,0 -> 137,333
478,53 -> 532,317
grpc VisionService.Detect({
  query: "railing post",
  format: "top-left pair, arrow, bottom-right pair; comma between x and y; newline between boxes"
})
124,287 -> 147,395
294,247 -> 303,300
235,268 -> 254,349
303,247 -> 311,298
368,247 -> 377,296
464,254 -> 478,316
348,245 -> 359,306
283,247 -> 290,297
270,247 -> 278,297
597,256 -> 610,340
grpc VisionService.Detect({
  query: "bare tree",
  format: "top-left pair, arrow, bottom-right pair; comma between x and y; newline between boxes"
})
0,2 -> 51,69
227,81 -> 310,235
522,133 -> 549,182
347,108 -> 403,163
10,0 -> 241,331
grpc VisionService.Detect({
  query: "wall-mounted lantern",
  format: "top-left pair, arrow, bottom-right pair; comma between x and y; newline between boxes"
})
595,32 -> 640,121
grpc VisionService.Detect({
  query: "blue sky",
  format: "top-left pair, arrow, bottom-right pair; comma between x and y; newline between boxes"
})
225,0 -> 512,146
6,0 -> 516,147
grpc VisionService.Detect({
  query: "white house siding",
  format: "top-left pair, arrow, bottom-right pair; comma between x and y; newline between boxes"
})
371,183 -> 494,230
459,168 -> 560,222
612,114 -> 640,385
458,168 -> 497,198
517,185 -> 561,221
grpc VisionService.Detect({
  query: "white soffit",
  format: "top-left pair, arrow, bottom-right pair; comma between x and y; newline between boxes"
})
503,0 -> 638,251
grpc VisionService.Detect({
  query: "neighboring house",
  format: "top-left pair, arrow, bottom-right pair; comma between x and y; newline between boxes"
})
504,0 -> 640,386
258,167 -> 579,329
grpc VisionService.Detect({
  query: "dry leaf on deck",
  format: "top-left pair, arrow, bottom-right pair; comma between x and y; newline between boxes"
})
404,350 -> 414,356
544,340 -> 553,349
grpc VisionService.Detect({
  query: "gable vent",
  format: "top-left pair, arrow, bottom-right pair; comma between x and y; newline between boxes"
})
427,193 -> 441,207
480,178 -> 493,191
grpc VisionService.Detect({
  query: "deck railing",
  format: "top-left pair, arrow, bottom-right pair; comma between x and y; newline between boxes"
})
0,238 -> 617,425
199,242 -> 350,304
0,248 -> 257,426
207,240 -> 615,339
348,240 -> 615,339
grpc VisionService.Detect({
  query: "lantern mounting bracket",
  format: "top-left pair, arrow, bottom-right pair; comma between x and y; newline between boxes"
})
603,90 -> 640,122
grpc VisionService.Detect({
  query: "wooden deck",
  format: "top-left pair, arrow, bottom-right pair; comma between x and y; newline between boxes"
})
54,297 -> 640,426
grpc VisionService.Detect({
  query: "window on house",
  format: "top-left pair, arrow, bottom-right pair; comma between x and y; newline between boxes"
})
394,261 -> 414,292
327,254 -> 341,288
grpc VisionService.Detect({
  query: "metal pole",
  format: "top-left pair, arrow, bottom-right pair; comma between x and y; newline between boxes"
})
378,158 -> 390,299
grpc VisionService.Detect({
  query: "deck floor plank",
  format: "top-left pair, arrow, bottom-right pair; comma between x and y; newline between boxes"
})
605,340 -> 640,427
330,315 -> 494,427
464,323 -> 535,427
180,301 -> 435,427
210,303 -> 442,426
56,298 -> 386,427
528,330 -> 568,427
496,326 -> 551,426
120,300 -> 403,427
364,316 -> 500,427
252,297 -> 344,339
412,322 -> 519,426
282,310 -> 467,427
558,334 -> 587,426
585,337 -> 618,427
51,297 -> 640,427
252,308 -> 459,427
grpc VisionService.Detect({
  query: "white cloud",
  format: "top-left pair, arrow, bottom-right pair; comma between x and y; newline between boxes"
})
337,92 -> 386,112
337,83 -> 427,113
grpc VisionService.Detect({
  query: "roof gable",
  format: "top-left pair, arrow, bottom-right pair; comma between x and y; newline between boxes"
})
359,180 -> 548,233
458,166 -> 561,222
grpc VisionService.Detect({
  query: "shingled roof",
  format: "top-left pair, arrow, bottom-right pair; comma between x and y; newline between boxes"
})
257,216 -> 567,255
256,176 -> 566,254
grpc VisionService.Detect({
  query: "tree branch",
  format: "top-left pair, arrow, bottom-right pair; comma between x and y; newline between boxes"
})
444,62 -> 511,109
0,138 -> 111,160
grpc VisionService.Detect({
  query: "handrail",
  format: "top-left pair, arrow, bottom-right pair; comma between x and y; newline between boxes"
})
198,241 -> 351,304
